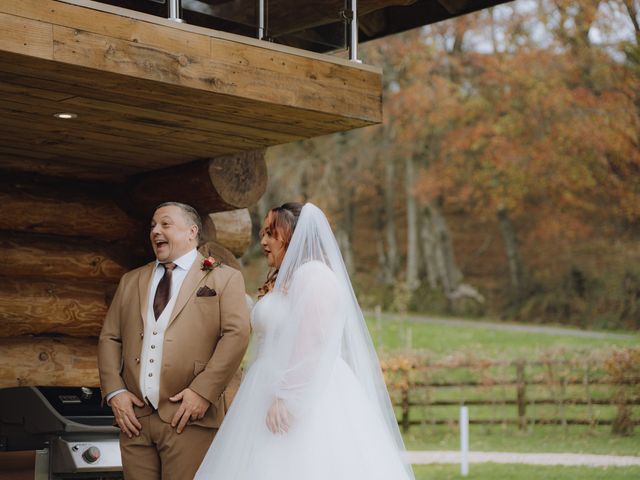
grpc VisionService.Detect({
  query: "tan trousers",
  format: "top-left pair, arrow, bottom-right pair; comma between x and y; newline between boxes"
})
119,412 -> 216,480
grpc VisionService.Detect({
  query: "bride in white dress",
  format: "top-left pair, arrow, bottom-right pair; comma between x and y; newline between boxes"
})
194,202 -> 414,480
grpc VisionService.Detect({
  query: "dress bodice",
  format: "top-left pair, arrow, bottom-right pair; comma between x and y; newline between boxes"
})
250,293 -> 284,355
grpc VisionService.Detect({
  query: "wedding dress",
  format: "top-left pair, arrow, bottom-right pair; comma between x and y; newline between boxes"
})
194,204 -> 414,480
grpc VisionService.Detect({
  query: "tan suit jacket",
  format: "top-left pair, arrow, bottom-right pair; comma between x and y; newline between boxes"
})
98,253 -> 251,429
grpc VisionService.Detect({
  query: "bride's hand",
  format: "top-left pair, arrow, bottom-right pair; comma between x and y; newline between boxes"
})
266,398 -> 291,434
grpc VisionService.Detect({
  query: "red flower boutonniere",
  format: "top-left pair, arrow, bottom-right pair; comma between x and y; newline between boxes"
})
201,256 -> 222,272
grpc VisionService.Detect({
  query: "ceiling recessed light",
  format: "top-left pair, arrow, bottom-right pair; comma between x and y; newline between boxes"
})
54,112 -> 78,119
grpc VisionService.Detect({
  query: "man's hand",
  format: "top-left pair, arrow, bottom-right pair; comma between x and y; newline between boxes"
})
110,391 -> 145,438
266,398 -> 291,434
169,388 -> 211,434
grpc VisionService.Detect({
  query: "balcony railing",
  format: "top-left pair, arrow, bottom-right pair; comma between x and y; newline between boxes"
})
93,0 -> 360,60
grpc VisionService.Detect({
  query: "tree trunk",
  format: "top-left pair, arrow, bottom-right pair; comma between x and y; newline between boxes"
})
622,0 -> 640,42
374,184 -> 389,284
336,196 -> 355,275
497,207 -> 524,304
419,205 -> 439,289
405,156 -> 420,290
331,133 -> 356,276
424,199 -> 462,296
383,157 -> 399,284
336,229 -> 354,275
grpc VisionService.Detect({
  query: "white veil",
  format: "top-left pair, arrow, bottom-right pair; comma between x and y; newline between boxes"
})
262,203 -> 414,479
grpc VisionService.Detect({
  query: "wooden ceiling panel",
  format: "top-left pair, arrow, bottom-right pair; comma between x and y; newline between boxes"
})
0,0 -> 382,180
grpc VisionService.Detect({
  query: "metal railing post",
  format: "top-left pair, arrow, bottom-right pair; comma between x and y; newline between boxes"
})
258,0 -> 265,39
349,0 -> 361,63
168,0 -> 183,23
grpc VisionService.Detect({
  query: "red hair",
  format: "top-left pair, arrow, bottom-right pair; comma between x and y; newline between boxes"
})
258,203 -> 302,297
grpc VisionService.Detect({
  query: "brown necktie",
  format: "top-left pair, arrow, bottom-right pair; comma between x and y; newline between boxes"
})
153,262 -> 176,320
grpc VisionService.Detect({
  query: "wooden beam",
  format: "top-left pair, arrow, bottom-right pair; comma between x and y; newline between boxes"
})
128,151 -> 267,216
0,336 -> 99,388
0,232 -> 131,282
0,0 -> 381,181
0,279 -> 112,338
0,152 -> 129,181
202,209 -> 252,257
0,176 -> 142,241
0,12 -> 52,59
0,0 -> 381,123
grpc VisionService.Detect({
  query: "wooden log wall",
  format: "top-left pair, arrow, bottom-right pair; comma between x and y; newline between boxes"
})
0,155 -> 262,389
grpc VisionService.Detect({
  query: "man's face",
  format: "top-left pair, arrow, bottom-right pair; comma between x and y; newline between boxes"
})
150,206 -> 197,263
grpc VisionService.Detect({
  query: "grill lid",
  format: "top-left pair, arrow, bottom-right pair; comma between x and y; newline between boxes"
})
0,386 -> 118,451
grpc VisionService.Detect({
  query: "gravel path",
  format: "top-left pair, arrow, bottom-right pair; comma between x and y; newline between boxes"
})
406,451 -> 640,467
371,311 -> 637,340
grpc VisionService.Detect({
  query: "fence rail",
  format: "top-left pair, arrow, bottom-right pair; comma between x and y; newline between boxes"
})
382,357 -> 640,433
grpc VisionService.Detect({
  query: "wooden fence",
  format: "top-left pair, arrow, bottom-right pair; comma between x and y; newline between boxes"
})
382,358 -> 640,433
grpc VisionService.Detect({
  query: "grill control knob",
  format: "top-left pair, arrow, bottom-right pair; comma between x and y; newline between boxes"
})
80,387 -> 93,400
82,446 -> 101,464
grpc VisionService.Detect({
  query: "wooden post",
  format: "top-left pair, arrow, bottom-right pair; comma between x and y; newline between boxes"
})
401,368 -> 411,433
545,360 -> 559,424
500,363 -> 508,429
583,360 -> 596,429
560,370 -> 568,435
516,360 -> 527,431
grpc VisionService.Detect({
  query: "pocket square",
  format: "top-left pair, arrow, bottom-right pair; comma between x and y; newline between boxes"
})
196,286 -> 217,297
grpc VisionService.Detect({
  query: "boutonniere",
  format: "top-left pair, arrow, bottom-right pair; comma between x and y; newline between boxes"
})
201,256 -> 222,272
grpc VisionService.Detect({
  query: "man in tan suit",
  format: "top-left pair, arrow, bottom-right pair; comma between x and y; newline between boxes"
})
98,202 -> 251,479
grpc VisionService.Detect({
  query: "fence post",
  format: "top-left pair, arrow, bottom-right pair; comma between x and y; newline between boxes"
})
460,406 -> 469,477
401,367 -> 411,433
582,360 -> 596,429
516,360 -> 527,431
560,370 -> 568,435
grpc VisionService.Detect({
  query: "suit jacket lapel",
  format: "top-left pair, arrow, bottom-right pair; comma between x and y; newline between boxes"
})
138,262 -> 155,324
168,253 -> 208,327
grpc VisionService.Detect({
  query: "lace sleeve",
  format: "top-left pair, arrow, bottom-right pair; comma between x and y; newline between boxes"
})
269,261 -> 345,418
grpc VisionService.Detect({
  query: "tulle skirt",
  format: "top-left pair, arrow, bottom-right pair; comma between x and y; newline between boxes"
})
194,357 -> 413,480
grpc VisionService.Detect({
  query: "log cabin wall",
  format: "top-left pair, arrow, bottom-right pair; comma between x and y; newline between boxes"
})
0,0 -> 382,390
0,152 -> 263,389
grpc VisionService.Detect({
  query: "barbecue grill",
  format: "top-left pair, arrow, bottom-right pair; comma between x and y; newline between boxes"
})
0,386 -> 122,479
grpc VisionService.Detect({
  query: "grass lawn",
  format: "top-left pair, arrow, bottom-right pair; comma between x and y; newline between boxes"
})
413,464 -> 640,479
403,424 -> 640,456
365,315 -> 639,359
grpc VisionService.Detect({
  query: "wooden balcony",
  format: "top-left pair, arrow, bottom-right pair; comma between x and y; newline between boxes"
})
0,0 -> 382,181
